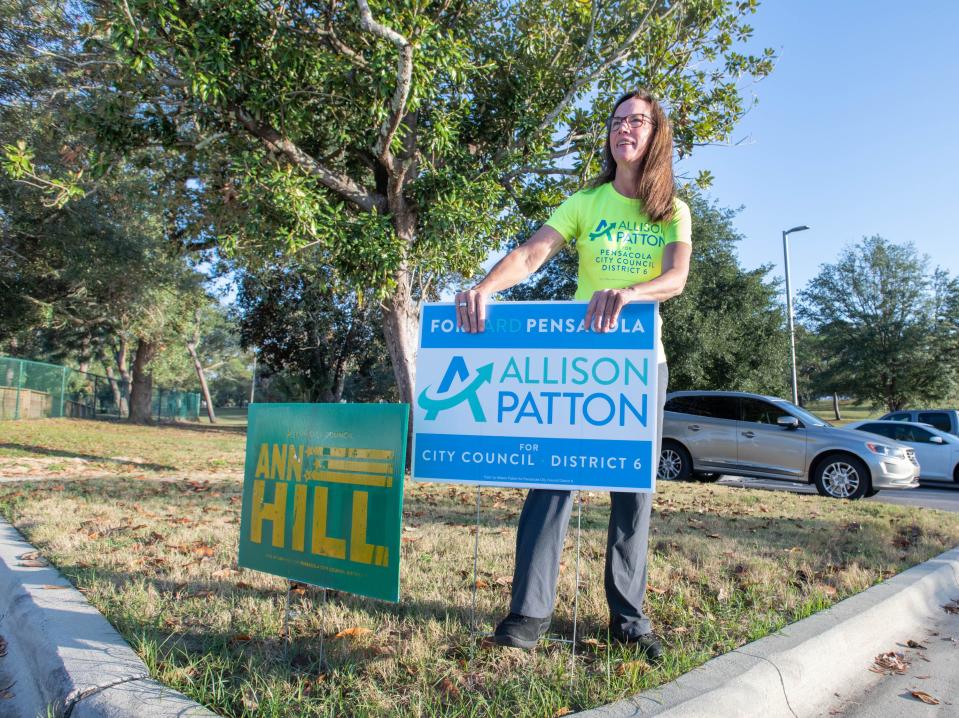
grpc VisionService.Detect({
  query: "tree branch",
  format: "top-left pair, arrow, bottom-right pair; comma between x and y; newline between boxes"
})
499,0 -> 686,162
232,106 -> 387,212
355,0 -> 414,167
505,166 -> 580,181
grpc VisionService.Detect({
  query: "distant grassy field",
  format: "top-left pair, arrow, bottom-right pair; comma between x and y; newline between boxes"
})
197,406 -> 249,427
1,418 -> 957,717
803,399 -> 882,428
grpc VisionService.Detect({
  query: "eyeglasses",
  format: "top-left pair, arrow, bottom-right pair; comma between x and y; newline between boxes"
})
608,113 -> 655,131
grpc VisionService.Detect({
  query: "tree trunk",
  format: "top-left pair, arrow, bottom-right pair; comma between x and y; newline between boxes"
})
381,268 -> 419,406
104,364 -> 123,417
381,266 -> 419,466
77,333 -> 92,374
115,336 -> 132,418
186,311 -> 216,423
128,339 -> 159,423
832,392 -> 841,421
5,337 -> 17,385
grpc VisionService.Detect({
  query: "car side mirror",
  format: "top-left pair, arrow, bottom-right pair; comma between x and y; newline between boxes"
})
930,436 -> 945,444
777,416 -> 800,430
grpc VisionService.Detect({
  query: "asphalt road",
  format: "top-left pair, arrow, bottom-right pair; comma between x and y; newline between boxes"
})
714,476 -> 959,513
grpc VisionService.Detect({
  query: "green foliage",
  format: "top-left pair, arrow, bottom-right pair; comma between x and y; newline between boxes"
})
236,257 -> 396,402
797,236 -> 959,411
505,191 -> 790,395
4,0 -> 777,398
95,0 -> 773,282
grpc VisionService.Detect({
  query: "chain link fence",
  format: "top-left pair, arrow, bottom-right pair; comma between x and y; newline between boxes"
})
0,356 -> 200,422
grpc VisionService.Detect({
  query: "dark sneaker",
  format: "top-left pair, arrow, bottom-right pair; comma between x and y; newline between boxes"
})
610,627 -> 664,661
492,613 -> 551,649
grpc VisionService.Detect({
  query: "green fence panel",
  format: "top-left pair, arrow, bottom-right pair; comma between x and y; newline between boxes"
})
0,356 -> 200,423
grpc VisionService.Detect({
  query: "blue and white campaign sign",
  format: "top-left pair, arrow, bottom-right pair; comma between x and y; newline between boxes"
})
412,301 -> 660,492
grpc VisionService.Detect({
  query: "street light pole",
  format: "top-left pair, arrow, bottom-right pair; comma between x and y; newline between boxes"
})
782,225 -> 809,405
249,352 -> 257,405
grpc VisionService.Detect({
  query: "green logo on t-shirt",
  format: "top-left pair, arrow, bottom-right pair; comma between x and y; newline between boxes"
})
588,219 -> 665,247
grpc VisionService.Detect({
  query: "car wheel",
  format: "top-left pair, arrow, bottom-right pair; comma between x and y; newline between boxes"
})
694,472 -> 722,482
813,453 -> 871,500
954,464 -> 959,484
659,441 -> 692,482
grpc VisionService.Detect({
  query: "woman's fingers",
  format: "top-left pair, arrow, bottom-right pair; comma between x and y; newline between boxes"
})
585,290 -> 625,332
455,289 -> 487,332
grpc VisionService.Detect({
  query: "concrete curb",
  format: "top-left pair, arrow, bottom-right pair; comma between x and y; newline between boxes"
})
0,519 -> 215,717
576,543 -> 959,718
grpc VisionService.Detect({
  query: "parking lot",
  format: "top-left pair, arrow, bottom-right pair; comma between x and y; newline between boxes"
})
717,476 -> 959,513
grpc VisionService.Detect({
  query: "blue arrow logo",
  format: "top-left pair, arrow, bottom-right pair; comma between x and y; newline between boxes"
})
418,356 -> 493,422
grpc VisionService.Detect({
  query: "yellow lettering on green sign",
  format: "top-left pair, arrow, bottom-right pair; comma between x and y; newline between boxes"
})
350,491 -> 388,566
250,479 -> 287,547
311,486 -> 346,559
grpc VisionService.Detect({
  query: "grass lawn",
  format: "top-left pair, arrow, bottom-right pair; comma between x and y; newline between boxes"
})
803,399 -> 882,428
1,418 -> 958,717
197,407 -> 250,427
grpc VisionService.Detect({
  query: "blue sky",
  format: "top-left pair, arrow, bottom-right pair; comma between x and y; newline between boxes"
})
680,1 -> 959,293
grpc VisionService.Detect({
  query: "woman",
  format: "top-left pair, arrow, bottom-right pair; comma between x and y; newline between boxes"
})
455,90 -> 691,658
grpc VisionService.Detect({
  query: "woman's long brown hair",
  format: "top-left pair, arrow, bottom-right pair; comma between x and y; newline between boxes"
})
591,89 -> 675,222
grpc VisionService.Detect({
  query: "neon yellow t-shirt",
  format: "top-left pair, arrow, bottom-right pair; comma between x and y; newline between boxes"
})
545,183 -> 691,299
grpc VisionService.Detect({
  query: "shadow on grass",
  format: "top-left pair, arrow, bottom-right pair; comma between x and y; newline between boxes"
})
87,417 -> 247,436
0,442 -> 179,472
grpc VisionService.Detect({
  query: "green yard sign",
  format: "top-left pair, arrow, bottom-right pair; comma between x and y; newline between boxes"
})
238,403 -> 409,602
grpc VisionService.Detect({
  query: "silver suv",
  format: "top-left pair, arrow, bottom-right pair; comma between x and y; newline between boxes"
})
659,391 -> 920,500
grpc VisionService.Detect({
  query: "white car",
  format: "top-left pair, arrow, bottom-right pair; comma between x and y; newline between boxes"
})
847,420 -> 959,484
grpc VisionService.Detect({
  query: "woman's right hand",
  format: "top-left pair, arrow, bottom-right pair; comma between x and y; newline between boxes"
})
455,288 -> 488,333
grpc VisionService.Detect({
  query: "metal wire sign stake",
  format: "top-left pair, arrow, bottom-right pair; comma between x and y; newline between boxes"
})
470,485 -> 482,636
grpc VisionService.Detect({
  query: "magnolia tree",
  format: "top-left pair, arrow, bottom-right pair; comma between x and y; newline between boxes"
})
12,0 -> 775,403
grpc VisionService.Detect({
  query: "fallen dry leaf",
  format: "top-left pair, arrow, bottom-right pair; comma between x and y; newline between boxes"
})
616,658 -> 651,675
192,545 -> 215,558
871,651 -> 909,675
17,560 -> 48,568
474,579 -> 490,589
436,676 -> 460,700
17,551 -> 41,561
40,585 -> 69,590
231,634 -> 253,643
580,638 -> 606,650
943,600 -> 959,615
906,639 -> 927,649
0,683 -> 13,700
0,636 -> 6,658
553,708 -> 573,717
646,584 -> 667,595
910,690 -> 940,705
334,627 -> 372,640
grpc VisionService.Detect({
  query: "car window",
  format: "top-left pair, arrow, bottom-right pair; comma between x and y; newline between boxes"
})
885,413 -> 911,422
665,396 -> 701,415
697,396 -> 739,421
891,425 -> 935,443
918,412 -> 952,433
740,398 -> 790,425
860,423 -> 896,439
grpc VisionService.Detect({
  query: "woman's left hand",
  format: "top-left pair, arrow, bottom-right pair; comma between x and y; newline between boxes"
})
585,288 -> 634,332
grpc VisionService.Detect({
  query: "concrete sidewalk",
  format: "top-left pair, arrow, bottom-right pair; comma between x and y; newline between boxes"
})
576,544 -> 959,718
0,519 -> 214,718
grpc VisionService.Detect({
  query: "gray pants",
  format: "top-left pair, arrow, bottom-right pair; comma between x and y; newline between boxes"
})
509,362 -> 668,635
